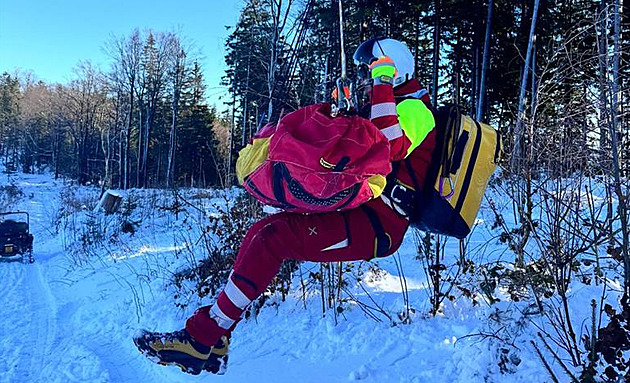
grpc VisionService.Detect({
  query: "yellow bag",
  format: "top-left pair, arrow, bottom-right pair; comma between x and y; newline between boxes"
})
415,105 -> 501,238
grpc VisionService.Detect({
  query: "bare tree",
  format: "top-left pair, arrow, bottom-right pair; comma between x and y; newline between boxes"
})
167,37 -> 186,188
104,29 -> 142,189
101,79 -> 120,191
512,0 -> 541,170
61,61 -> 108,185
267,0 -> 294,119
136,31 -> 177,187
509,0 -> 541,266
609,0 -> 630,295
597,1 -> 610,164
18,80 -> 55,173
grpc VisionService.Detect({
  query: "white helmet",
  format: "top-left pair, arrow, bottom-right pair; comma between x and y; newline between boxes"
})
353,37 -> 415,87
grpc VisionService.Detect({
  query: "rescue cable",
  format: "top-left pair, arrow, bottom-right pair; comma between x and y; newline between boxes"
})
333,0 -> 354,115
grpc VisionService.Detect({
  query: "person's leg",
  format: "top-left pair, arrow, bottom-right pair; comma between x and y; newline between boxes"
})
186,197 -> 409,347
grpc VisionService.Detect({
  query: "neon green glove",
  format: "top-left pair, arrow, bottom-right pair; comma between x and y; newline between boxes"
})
369,56 -> 397,85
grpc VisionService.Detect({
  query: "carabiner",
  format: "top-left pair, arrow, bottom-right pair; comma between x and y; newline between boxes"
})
439,176 -> 455,200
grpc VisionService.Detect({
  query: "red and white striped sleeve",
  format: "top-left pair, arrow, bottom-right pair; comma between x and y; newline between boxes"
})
370,83 -> 411,161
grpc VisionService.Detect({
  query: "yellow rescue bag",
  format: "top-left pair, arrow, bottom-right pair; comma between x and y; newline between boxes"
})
415,105 -> 502,238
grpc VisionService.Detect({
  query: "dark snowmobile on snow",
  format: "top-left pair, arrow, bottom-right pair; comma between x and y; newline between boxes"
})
0,212 -> 34,263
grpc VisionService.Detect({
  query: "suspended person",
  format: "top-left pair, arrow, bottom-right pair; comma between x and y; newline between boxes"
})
134,37 -> 437,375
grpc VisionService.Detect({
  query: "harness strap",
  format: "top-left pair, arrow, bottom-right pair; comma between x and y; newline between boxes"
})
360,204 -> 391,258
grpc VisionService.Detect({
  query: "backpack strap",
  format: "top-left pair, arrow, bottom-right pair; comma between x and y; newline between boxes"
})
404,158 -> 421,192
422,104 -> 461,200
440,105 -> 461,179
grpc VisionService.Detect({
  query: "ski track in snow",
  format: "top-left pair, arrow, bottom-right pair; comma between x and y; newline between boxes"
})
1,176 -> 130,383
1,180 -> 57,383
21,262 -> 57,382
0,174 -> 207,383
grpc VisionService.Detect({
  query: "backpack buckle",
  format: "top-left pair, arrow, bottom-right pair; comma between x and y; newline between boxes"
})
390,184 -> 406,205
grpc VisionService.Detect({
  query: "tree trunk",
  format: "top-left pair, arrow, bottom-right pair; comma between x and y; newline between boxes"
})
531,36 -> 536,118
610,0 -> 630,296
477,0 -> 493,121
167,96 -> 178,188
118,129 -> 124,189
136,97 -> 143,187
142,106 -> 151,187
432,0 -> 441,103
124,81 -> 134,190
124,125 -> 130,188
167,53 -> 183,188
453,26 -> 461,105
227,91 -> 236,186
78,124 -> 91,185
598,0 -> 610,168
242,54 -> 251,146
512,0 -> 540,170
102,125 -> 111,191
471,44 -> 478,116
54,126 -> 60,179
267,1 -> 280,120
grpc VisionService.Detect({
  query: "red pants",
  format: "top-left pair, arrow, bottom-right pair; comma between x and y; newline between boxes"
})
185,197 -> 409,347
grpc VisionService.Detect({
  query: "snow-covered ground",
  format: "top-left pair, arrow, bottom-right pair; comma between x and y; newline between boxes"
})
0,170 -> 624,383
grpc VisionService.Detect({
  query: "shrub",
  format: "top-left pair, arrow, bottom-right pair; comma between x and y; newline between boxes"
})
0,183 -> 24,211
171,192 -> 263,308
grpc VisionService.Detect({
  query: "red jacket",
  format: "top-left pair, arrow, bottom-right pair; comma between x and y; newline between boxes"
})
369,78 -> 437,194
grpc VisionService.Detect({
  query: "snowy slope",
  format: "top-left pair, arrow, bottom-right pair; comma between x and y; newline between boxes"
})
0,171 -> 621,383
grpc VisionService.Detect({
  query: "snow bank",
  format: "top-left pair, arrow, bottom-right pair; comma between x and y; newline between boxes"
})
0,170 -> 624,382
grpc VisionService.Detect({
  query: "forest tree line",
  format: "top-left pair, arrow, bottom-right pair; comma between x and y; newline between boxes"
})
0,30 -> 227,189
0,0 -> 628,187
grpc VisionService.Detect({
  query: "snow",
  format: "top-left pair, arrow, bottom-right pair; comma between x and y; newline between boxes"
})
0,170 -> 623,382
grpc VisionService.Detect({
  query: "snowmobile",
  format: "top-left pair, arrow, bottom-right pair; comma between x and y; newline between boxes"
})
0,212 -> 34,263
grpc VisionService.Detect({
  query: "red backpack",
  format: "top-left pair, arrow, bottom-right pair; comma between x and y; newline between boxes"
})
236,103 -> 391,213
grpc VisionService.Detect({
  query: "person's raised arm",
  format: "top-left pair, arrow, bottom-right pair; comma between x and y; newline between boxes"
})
368,56 -> 410,161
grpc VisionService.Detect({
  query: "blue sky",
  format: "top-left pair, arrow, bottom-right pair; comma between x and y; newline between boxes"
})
0,0 -> 242,107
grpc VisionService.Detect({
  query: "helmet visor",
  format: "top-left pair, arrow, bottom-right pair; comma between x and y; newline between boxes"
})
352,39 -> 378,66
